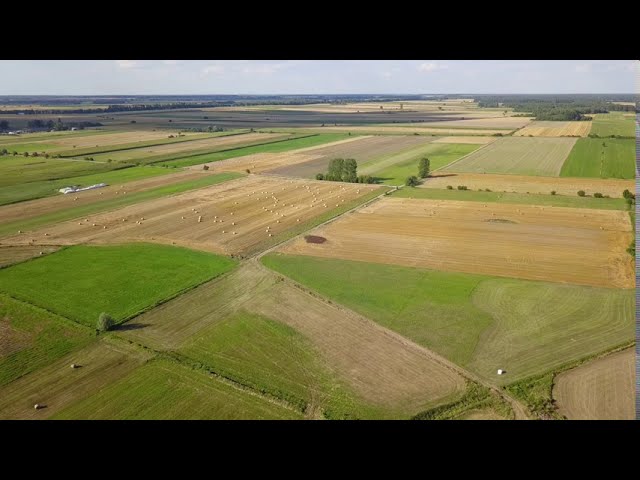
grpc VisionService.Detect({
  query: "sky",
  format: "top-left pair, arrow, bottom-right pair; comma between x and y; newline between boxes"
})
0,60 -> 636,95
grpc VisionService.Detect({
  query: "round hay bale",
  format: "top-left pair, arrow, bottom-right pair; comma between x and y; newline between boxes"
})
34,404 -> 40,410
71,363 -> 76,369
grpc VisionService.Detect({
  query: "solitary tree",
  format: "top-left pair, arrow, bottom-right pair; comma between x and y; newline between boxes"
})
203,165 -> 210,171
418,157 -> 430,178
97,312 -> 115,332
405,176 -> 420,187
577,190 -> 586,197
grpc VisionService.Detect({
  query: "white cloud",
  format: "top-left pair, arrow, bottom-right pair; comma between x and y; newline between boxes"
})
418,62 -> 449,73
575,63 -> 593,73
162,60 -> 180,65
242,63 -> 287,75
115,60 -> 138,69
382,71 -> 393,78
201,65 -> 225,76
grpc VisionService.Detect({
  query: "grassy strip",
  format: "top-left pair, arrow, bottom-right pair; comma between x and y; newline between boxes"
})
244,186 -> 388,257
57,130 -> 246,157
412,383 -> 513,420
504,341 -> 635,419
0,172 -> 242,238
158,133 -> 348,168
393,186 -> 628,210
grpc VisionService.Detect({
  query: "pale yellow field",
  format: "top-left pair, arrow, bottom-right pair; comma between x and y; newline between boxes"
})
312,126 -> 512,135
554,348 -> 635,420
514,121 -> 592,137
46,130 -> 209,149
381,117 -> 532,130
421,173 -> 635,198
432,136 -> 497,145
279,197 -> 634,288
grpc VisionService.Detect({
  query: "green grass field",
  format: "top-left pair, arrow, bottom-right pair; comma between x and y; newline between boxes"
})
0,165 -> 172,206
262,255 -> 634,383
0,172 -> 242,237
560,138 -> 635,179
590,113 -> 635,137
158,133 -> 349,168
0,156 -> 117,188
52,359 -> 301,420
0,244 -> 237,326
393,186 -> 629,210
444,137 -> 576,176
0,294 -> 93,386
364,143 -> 482,185
180,310 -> 332,412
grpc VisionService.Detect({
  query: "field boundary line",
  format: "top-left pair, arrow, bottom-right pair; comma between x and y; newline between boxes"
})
431,140 -> 497,173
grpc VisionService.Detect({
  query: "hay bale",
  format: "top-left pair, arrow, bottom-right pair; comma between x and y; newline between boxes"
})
34,404 -> 41,410
71,363 -> 77,369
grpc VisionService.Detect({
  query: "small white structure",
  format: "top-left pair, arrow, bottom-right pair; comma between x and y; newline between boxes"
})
497,369 -> 505,375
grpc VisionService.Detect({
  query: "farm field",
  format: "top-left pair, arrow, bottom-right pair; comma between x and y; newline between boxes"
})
266,135 -> 436,178
421,172 -> 635,198
86,132 -> 288,163
123,261 -> 465,417
0,172 -> 242,238
378,116 -> 533,129
0,339 -> 152,419
1,176 -> 381,256
0,244 -> 237,326
276,125 -> 514,136
0,245 -> 60,267
588,113 -> 635,137
0,294 -> 93,386
278,197 -> 634,288
262,254 -> 634,383
431,136 -> 497,144
53,360 -> 303,420
0,156 -> 117,187
560,138 -> 635,179
157,133 -> 348,168
444,137 -> 577,176
514,121 -> 592,137
553,348 -> 635,420
397,186 -> 629,210
362,143 -> 481,185
0,165 -> 172,206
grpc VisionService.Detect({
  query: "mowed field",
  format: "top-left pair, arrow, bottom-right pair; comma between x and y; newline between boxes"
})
86,132 -> 286,163
421,172 -> 635,198
0,156 -> 117,187
0,340 -> 152,419
0,244 -> 237,326
262,255 -> 634,383
290,126 -> 514,136
514,121 -> 592,137
0,245 -> 60,267
379,116 -> 533,129
431,136 -> 497,145
560,138 -> 635,179
278,197 -> 634,288
590,113 -> 636,137
1,177 -> 381,256
121,261 -> 465,417
553,348 -> 635,420
444,137 -> 577,176
265,135 -> 435,178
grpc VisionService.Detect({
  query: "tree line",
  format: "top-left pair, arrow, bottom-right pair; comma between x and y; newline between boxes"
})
316,158 -> 375,184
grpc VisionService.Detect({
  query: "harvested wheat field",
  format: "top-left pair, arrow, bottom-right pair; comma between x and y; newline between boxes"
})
432,136 -> 497,145
0,170 -> 211,227
554,348 -> 635,420
309,126 -> 513,136
190,136 -> 367,174
0,245 -> 60,267
515,121 -> 592,137
48,130 -> 207,150
444,137 -> 577,176
1,177 -> 380,256
0,340 -> 152,419
280,197 -> 634,288
422,173 -> 635,198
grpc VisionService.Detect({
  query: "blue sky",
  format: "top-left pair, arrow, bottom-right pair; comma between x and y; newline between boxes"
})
0,60 -> 636,95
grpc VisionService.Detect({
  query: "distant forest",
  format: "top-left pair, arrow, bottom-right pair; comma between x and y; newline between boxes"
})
475,94 -> 638,121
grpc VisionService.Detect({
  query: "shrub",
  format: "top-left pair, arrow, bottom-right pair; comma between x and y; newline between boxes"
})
245,169 -> 251,174
626,198 -> 634,206
405,176 -> 420,187
457,185 -> 468,191
315,173 -> 324,181
622,189 -> 635,200
446,185 -> 453,190
485,189 -> 492,192
593,192 -> 603,198
577,190 -> 586,197
97,312 -> 115,332
550,190 -> 556,195
203,165 -> 209,171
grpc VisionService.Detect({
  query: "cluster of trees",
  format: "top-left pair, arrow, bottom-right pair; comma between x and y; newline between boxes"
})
316,158 -> 375,184
25,119 -> 102,131
405,157 -> 431,187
